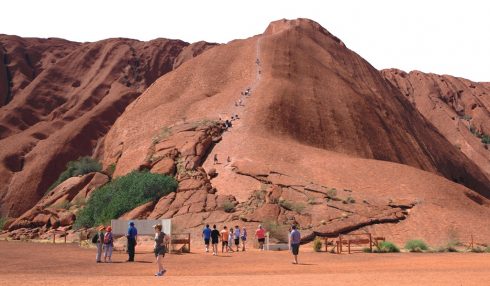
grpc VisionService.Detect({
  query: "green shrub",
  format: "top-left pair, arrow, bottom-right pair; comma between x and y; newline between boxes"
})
0,216 -> 6,230
362,247 -> 372,253
374,241 -> 400,253
53,200 -> 71,210
48,157 -> 102,192
470,246 -> 485,253
222,200 -> 235,213
278,199 -> 305,213
326,188 -> 337,199
482,134 -> 490,144
405,239 -> 429,252
485,246 -> 490,253
74,171 -> 177,228
313,237 -> 322,252
436,244 -> 459,253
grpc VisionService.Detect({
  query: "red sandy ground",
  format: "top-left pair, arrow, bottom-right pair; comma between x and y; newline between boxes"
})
1,241 -> 489,286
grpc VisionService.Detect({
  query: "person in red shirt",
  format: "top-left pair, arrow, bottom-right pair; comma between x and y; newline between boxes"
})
255,224 -> 266,250
220,226 -> 230,253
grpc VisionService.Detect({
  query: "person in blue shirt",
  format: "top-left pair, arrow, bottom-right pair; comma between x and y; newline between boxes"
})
126,221 -> 138,262
202,224 -> 212,253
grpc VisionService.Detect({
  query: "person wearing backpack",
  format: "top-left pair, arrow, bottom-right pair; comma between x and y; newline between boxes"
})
103,226 -> 114,263
153,224 -> 168,276
92,225 -> 105,263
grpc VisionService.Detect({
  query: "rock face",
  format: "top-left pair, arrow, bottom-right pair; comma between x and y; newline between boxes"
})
381,69 -> 490,180
0,35 -> 216,217
2,19 -> 490,245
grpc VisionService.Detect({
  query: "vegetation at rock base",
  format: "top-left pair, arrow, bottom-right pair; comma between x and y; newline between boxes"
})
48,157 -> 102,193
74,171 -> 177,228
313,237 -> 323,252
374,241 -> 400,253
222,200 -> 236,213
405,239 -> 429,252
0,216 -> 6,230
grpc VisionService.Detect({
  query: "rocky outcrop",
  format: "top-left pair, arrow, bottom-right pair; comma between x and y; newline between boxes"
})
381,69 -> 490,180
0,36 -> 216,217
7,172 -> 108,236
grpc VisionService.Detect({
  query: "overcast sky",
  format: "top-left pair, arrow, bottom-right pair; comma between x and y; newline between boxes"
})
2,0 -> 489,81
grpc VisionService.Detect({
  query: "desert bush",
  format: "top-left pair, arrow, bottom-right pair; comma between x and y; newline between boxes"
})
278,199 -> 305,213
105,163 -> 116,177
313,237 -> 323,252
374,241 -> 400,253
405,239 -> 429,252
48,157 -> 102,192
53,200 -> 72,210
326,188 -> 337,199
362,247 -> 372,253
222,200 -> 235,213
470,246 -> 485,253
435,244 -> 459,253
74,171 -> 177,228
485,246 -> 490,253
0,216 -> 6,230
482,134 -> 490,144
342,196 -> 356,204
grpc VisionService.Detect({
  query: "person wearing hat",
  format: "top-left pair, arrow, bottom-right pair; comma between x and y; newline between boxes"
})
126,221 -> 138,262
153,224 -> 167,276
94,225 -> 105,263
103,226 -> 114,263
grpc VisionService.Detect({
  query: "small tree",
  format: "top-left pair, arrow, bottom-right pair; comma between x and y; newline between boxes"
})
405,239 -> 429,252
313,237 -> 323,252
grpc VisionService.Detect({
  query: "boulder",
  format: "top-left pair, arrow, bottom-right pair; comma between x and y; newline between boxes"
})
151,158 -> 176,175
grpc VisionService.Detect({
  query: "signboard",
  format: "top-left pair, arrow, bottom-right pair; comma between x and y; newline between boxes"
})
111,219 -> 172,236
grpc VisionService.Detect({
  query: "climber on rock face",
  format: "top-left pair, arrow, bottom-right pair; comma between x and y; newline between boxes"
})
214,154 -> 218,165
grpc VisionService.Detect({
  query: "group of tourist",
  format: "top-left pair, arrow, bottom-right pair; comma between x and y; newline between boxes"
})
92,221 -> 169,276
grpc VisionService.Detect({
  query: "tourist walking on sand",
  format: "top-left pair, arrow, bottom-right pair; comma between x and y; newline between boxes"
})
153,224 -> 167,276
221,226 -> 230,253
211,225 -> 220,256
126,221 -> 138,262
241,227 -> 247,251
93,225 -> 105,263
255,225 -> 266,250
202,224 -> 212,252
233,225 -> 241,252
103,226 -> 114,263
290,225 -> 301,264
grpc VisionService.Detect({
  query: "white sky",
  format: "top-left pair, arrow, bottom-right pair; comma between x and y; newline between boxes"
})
1,0 -> 489,81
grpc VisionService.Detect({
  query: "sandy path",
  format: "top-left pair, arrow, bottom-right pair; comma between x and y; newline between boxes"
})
1,241 -> 489,286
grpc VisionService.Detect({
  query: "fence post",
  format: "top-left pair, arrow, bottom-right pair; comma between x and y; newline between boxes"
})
188,233 -> 191,253
64,231 -> 67,244
369,233 -> 372,252
52,231 -> 55,244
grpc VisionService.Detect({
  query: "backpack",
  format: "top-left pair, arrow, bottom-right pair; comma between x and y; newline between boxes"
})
91,233 -> 99,244
104,232 -> 112,244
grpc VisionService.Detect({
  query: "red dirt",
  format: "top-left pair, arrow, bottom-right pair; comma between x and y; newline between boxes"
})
0,241 -> 489,286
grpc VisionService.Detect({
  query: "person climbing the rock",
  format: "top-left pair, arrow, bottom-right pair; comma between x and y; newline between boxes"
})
103,226 -> 114,263
211,225 -> 220,256
202,224 -> 212,252
153,223 -> 167,276
255,224 -> 266,251
214,154 -> 218,165
256,58 -> 260,65
126,221 -> 138,262
290,225 -> 301,264
221,226 -> 229,253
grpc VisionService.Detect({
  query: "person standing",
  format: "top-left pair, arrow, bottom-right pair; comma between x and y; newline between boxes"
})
290,225 -> 301,264
93,225 -> 105,263
227,227 -> 235,252
103,226 -> 114,263
220,226 -> 229,253
255,225 -> 266,250
202,224 -> 212,252
126,221 -> 138,262
211,225 -> 220,256
241,227 -> 247,251
153,224 -> 167,276
233,226 -> 241,252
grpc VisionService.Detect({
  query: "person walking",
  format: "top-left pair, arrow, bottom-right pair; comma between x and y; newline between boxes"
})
93,225 -> 105,263
255,224 -> 266,250
227,227 -> 235,252
211,225 -> 220,256
241,227 -> 247,251
290,225 -> 301,264
202,224 -> 212,252
126,221 -> 138,262
103,226 -> 114,263
153,224 -> 168,276
233,225 -> 241,252
220,226 -> 229,253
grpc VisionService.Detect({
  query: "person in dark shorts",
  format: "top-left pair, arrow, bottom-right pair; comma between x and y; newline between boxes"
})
202,224 -> 212,253
220,226 -> 229,253
153,224 -> 167,276
211,224 -> 220,256
290,225 -> 301,264
255,224 -> 266,250
233,225 -> 241,252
